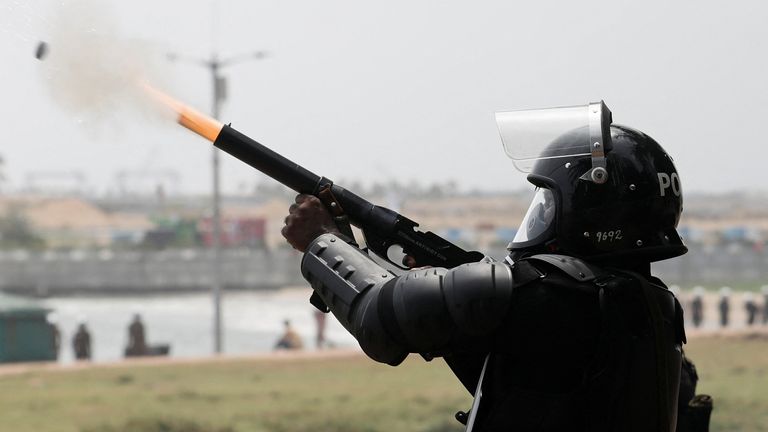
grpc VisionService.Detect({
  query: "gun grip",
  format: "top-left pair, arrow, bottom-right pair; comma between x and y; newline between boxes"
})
317,185 -> 358,245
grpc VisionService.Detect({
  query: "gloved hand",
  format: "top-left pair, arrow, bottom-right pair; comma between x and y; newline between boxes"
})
281,194 -> 341,252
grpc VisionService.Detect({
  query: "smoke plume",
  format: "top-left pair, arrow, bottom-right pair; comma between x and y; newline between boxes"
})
37,0 -> 173,126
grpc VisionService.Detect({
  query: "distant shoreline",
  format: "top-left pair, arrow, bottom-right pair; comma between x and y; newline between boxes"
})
0,347 -> 364,377
4,327 -> 767,376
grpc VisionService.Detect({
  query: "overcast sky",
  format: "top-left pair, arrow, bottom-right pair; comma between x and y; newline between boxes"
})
1,0 -> 767,196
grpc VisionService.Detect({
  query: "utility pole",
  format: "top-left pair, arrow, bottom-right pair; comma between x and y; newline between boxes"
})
169,50 -> 267,354
0,155 -> 5,192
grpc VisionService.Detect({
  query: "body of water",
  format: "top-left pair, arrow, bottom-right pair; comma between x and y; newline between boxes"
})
27,286 -> 768,364
42,288 -> 358,364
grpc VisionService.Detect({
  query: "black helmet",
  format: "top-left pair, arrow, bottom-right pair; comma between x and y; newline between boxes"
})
497,102 -> 687,263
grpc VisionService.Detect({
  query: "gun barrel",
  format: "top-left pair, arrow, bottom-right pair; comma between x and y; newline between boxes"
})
212,124 -> 377,229
150,91 -> 481,267
212,123 -> 484,268
213,125 -> 325,195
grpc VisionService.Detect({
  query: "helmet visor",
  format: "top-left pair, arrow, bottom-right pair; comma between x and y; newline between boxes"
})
495,102 -> 610,172
513,187 -> 556,244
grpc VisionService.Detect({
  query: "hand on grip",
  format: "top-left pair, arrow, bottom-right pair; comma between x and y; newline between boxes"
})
282,194 -> 341,252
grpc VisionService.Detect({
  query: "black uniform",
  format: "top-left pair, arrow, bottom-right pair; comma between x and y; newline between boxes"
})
763,289 -> 768,325
72,324 -> 92,361
690,295 -> 704,328
302,234 -> 685,431
745,297 -> 759,326
718,294 -> 730,328
294,102 -> 709,431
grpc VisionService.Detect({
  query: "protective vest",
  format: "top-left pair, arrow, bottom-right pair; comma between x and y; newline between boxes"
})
463,255 -> 686,432
299,234 -> 685,432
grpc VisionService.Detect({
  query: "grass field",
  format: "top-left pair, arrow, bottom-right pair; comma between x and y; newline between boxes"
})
684,334 -> 768,432
0,335 -> 766,432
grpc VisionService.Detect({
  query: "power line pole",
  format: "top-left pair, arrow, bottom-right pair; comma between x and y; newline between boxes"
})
169,50 -> 267,354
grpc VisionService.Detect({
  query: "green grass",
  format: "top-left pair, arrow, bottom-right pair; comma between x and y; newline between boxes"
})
673,283 -> 768,292
0,355 -> 469,432
684,335 -> 768,432
1,335 -> 766,432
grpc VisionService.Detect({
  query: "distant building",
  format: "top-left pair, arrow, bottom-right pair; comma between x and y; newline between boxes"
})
0,196 -> 152,248
2,190 -> 768,254
198,216 -> 266,248
219,199 -> 295,250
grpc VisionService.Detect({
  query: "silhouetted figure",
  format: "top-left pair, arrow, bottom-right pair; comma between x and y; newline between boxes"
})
314,309 -> 327,349
690,286 -> 705,328
718,287 -> 731,328
72,323 -> 92,361
762,286 -> 768,325
125,314 -> 148,357
274,319 -> 303,350
744,293 -> 758,326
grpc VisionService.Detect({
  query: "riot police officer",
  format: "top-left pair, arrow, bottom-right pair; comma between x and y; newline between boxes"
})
718,287 -> 731,328
744,292 -> 759,326
283,101 -> 695,431
690,286 -> 705,328
761,286 -> 768,325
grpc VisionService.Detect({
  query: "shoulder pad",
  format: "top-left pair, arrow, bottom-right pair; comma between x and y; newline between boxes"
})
523,254 -> 600,282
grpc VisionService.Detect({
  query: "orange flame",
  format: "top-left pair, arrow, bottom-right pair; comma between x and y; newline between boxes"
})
142,83 -> 223,142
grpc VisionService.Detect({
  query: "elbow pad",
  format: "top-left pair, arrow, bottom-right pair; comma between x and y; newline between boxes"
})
301,234 -> 516,364
301,234 -> 408,365
442,261 -> 516,334
382,261 -> 515,351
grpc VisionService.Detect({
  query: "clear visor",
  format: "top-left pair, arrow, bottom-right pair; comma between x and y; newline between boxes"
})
495,102 -> 609,172
513,188 -> 556,244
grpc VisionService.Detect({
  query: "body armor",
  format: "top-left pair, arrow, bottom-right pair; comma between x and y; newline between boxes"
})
302,233 -> 685,431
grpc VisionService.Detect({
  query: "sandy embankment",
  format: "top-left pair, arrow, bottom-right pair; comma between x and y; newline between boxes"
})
0,347 -> 364,377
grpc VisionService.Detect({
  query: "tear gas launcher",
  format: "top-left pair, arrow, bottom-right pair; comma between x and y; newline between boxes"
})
147,86 -> 484,271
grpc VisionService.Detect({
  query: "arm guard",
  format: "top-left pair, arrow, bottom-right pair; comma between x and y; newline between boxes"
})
301,233 -> 515,365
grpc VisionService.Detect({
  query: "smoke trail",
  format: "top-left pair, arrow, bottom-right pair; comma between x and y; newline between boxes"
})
36,0 -> 174,127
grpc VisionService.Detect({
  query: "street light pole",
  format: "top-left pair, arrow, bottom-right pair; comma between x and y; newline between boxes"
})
210,56 -> 224,355
169,50 -> 267,354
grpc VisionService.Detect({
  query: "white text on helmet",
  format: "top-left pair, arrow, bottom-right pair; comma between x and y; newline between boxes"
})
658,173 -> 681,197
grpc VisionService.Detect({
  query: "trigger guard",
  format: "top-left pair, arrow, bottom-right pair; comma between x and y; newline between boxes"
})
365,247 -> 410,274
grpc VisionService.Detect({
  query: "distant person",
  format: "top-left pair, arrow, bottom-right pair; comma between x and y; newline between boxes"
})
744,293 -> 759,326
125,314 -> 148,357
314,309 -> 327,349
718,287 -> 731,328
690,286 -> 705,328
762,286 -> 768,325
72,322 -> 92,361
274,319 -> 303,350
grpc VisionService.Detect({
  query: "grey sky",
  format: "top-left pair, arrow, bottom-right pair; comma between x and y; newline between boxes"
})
1,0 -> 767,195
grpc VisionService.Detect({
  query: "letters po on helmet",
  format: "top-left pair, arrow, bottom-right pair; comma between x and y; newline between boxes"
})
496,101 -> 687,262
